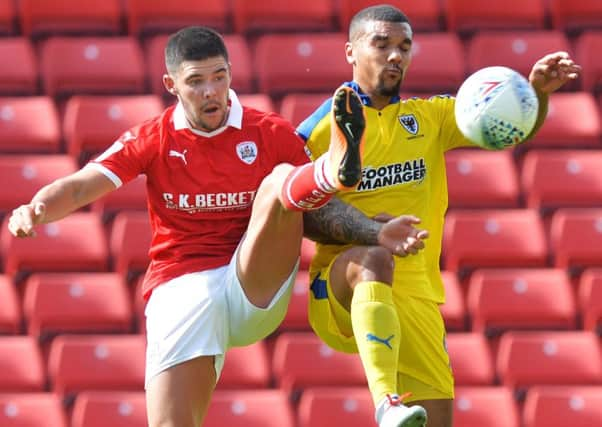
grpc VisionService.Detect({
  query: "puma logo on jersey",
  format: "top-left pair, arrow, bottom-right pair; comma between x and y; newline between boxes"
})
366,333 -> 394,349
169,149 -> 188,165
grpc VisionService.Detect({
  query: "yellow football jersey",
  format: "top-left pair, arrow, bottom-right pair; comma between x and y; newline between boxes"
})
297,83 -> 477,303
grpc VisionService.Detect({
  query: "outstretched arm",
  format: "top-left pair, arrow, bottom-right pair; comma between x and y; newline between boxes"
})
8,167 -> 116,237
527,51 -> 581,140
303,197 -> 428,257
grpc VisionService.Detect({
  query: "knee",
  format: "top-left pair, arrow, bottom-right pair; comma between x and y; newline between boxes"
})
355,246 -> 395,284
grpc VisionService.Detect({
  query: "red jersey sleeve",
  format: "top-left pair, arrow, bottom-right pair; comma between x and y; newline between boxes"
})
88,120 -> 159,187
261,112 -> 310,167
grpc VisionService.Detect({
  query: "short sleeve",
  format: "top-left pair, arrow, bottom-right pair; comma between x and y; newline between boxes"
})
429,95 -> 480,152
264,113 -> 310,167
86,126 -> 153,187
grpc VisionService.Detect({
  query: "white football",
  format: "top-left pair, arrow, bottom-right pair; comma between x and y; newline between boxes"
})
454,66 -> 539,150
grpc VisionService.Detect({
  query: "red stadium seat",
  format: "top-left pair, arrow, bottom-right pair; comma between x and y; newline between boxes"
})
0,212 -> 109,281
255,33 -> 350,96
232,0 -> 334,34
446,149 -> 520,209
40,37 -> 145,97
63,95 -> 164,164
576,32 -> 602,93
550,0 -> 602,32
530,93 -> 601,148
280,93 -> 330,127
496,331 -> 602,388
297,387 -> 374,427
339,0 -> 441,32
19,0 -> 122,37
0,275 -> 20,334
218,341 -> 271,389
446,0 -> 545,33
0,155 -> 78,214
71,391 -> 146,427
205,390 -> 295,427
146,34 -> 253,97
0,393 -> 67,427
0,99 -> 61,153
238,94 -> 276,114
280,270 -> 310,331
453,386 -> 520,427
440,271 -> 466,331
446,333 -> 495,385
0,38 -> 37,95
550,208 -> 602,270
523,386 -> 602,427
272,332 -> 366,393
91,174 -> 148,218
467,31 -> 572,79
442,209 -> 548,272
126,0 -> 229,35
0,336 -> 45,391
521,150 -> 602,211
22,273 -> 132,338
579,268 -> 602,332
48,334 -> 145,395
402,32 -> 464,93
109,211 -> 151,280
467,268 -> 577,333
0,0 -> 15,34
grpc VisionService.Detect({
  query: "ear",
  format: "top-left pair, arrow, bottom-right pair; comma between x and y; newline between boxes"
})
163,73 -> 177,96
345,41 -> 354,66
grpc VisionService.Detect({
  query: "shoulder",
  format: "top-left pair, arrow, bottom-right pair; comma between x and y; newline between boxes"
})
242,106 -> 295,132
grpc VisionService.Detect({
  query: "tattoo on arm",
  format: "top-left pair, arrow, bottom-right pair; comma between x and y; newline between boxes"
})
303,197 -> 381,245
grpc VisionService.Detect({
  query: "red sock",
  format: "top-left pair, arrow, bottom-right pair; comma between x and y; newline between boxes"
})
281,157 -> 336,211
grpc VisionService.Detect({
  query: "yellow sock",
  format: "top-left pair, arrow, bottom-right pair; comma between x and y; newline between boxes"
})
350,281 -> 401,407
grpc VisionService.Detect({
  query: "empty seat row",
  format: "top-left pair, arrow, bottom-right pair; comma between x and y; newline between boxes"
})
2,0 -> 602,37
0,91 -> 601,166
443,208 -> 602,272
2,385 -> 602,427
4,264 -> 602,339
0,203 -> 600,284
2,331 -> 600,397
1,30 -> 602,98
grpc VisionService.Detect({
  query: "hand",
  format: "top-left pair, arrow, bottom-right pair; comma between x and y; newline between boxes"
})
8,202 -> 46,237
373,213 -> 429,257
529,51 -> 581,94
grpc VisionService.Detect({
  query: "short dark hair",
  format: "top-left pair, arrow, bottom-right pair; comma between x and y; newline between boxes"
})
165,26 -> 229,74
349,5 -> 410,41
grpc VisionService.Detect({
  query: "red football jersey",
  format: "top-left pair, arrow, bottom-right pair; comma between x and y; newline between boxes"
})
88,92 -> 309,298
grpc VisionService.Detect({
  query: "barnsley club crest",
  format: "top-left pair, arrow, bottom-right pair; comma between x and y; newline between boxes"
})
399,114 -> 419,135
236,141 -> 258,164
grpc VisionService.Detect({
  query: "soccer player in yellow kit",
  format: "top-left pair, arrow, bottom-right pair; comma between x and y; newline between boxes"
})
299,5 -> 581,427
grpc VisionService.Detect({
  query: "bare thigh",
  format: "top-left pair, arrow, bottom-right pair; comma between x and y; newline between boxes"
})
146,356 -> 217,427
238,163 -> 304,307
409,399 -> 453,427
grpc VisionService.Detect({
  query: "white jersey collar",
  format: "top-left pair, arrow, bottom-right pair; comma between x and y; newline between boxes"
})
173,89 -> 243,137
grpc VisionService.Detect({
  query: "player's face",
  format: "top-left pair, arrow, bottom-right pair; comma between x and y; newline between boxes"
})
167,56 -> 232,132
347,20 -> 413,101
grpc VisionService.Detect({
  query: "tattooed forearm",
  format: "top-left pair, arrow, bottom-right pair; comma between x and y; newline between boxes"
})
303,197 -> 382,245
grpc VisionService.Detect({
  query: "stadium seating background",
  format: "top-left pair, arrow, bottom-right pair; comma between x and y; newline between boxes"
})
1,0 -> 602,426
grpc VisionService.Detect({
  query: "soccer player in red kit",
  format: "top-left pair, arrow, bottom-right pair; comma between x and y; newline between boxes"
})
7,26 -> 374,427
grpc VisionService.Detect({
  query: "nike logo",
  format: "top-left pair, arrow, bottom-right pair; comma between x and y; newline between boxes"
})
344,122 -> 354,139
169,149 -> 188,165
366,333 -> 394,349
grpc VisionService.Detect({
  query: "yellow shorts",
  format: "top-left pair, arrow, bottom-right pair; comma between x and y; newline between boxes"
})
308,261 -> 454,402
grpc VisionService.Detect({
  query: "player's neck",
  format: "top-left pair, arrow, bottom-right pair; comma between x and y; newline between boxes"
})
369,94 -> 393,111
